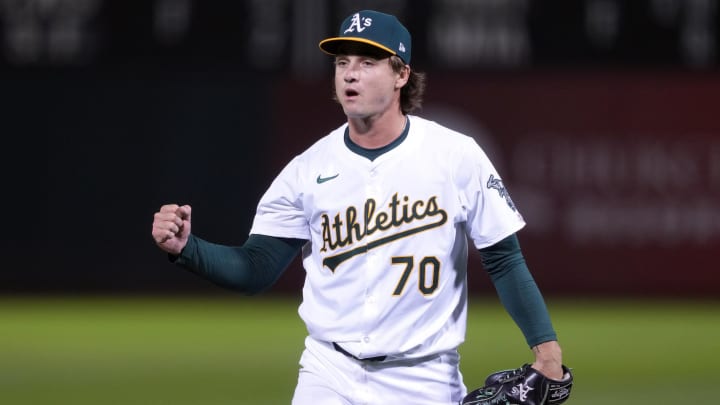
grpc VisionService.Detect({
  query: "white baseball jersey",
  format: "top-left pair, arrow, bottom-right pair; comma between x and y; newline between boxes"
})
250,115 -> 525,359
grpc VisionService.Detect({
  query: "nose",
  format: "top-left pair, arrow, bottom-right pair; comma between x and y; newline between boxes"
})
344,71 -> 357,83
343,62 -> 359,83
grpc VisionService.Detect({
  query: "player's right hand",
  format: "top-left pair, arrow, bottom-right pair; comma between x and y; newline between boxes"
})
152,204 -> 192,255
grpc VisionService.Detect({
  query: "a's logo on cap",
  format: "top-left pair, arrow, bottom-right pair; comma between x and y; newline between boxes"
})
343,12 -> 372,34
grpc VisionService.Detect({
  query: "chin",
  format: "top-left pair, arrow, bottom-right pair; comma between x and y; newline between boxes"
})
342,108 -> 366,119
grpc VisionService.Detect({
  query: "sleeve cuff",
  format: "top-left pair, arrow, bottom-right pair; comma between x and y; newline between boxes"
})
168,234 -> 197,265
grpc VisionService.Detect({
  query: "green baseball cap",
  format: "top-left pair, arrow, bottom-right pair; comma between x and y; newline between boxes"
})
319,10 -> 412,64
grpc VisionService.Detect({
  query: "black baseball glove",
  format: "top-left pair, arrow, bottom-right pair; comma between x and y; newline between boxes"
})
461,364 -> 573,405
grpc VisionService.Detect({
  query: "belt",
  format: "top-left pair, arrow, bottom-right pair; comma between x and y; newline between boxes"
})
332,342 -> 387,362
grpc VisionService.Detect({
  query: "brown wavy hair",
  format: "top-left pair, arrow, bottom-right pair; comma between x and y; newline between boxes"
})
390,55 -> 426,114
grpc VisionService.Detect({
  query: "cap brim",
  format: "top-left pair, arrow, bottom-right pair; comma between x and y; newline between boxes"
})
319,37 -> 397,57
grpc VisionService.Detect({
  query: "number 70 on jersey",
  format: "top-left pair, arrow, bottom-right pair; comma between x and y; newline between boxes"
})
391,256 -> 440,296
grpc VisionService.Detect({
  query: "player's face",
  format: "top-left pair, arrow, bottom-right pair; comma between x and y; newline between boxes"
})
334,47 -> 405,119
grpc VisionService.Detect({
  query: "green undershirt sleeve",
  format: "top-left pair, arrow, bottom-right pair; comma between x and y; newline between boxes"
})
478,233 -> 558,348
171,233 -> 306,295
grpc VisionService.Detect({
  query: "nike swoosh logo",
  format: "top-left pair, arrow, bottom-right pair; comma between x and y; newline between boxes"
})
316,173 -> 339,184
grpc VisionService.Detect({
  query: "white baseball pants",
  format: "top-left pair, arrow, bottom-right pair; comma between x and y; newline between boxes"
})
291,336 -> 466,405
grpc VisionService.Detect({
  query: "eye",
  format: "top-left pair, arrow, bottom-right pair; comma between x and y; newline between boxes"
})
334,59 -> 348,68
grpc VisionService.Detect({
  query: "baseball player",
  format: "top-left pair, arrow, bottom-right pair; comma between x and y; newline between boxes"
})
152,10 -> 571,405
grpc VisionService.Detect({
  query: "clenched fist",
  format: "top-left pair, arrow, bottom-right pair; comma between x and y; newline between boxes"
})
152,204 -> 192,255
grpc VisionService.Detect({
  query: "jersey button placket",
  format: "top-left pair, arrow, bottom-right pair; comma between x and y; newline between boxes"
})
363,252 -> 381,347
361,288 -> 376,354
363,168 -> 379,353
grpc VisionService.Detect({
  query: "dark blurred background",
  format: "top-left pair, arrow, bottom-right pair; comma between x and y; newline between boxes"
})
7,0 -> 719,296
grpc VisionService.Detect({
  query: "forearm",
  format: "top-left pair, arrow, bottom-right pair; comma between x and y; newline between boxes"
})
479,234 -> 565,379
491,261 -> 557,346
479,234 -> 557,347
173,233 -> 304,295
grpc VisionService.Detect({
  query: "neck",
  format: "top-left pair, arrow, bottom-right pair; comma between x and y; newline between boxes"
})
347,111 -> 407,149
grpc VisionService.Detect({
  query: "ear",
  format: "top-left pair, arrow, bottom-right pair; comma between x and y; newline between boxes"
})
395,65 -> 411,89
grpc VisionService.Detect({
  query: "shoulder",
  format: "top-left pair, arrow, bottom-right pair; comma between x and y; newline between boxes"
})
299,122 -> 347,157
266,123 -> 347,191
410,115 -> 500,187
285,122 -> 347,169
409,115 -> 484,156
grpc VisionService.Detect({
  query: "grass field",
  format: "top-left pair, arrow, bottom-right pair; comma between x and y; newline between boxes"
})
1,295 -> 718,404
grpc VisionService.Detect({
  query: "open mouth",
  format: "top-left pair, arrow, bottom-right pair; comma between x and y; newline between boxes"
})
345,89 -> 359,97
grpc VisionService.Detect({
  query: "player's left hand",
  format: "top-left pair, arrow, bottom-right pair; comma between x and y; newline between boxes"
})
531,340 -> 564,380
461,363 -> 573,405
